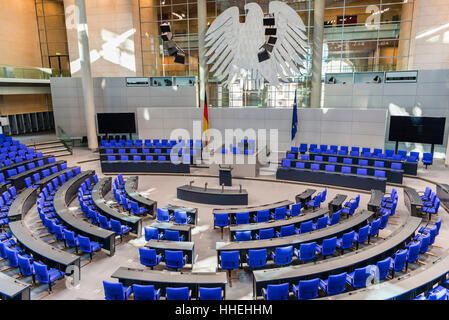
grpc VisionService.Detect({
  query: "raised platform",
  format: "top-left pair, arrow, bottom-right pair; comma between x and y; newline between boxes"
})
100,161 -> 190,174
276,167 -> 387,192
177,184 -> 248,205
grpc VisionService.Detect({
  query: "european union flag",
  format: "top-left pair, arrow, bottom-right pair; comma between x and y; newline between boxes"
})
291,90 -> 298,141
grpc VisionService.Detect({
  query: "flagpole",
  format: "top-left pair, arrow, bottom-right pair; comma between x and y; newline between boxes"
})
294,97 -> 302,148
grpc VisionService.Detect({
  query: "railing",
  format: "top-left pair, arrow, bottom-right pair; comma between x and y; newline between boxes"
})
0,65 -> 52,80
57,126 -> 73,155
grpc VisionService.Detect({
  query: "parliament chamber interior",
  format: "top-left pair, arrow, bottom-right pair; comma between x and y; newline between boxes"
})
0,0 -> 449,312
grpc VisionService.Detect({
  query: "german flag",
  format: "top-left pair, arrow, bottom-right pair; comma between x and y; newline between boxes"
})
203,92 -> 210,143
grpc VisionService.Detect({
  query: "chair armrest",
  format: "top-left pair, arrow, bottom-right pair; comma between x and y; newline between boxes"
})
155,288 -> 161,300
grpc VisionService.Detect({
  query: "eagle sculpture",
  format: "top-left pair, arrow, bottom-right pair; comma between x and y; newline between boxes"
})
205,1 -> 308,89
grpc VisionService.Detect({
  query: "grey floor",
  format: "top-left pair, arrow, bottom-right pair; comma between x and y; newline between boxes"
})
11,133 -> 449,300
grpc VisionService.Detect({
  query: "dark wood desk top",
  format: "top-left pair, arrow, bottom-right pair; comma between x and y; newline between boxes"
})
329,194 -> 347,206
124,176 -> 157,209
296,189 -> 317,201
217,210 -> 375,251
150,221 -> 191,232
0,272 -> 30,298
146,240 -> 194,251
368,189 -> 384,208
229,208 -> 329,233
179,184 -> 248,196
213,200 -> 293,215
7,187 -> 37,221
92,177 -> 141,224
9,221 -> 80,267
253,216 -> 422,285
111,267 -> 227,285
404,188 -> 423,206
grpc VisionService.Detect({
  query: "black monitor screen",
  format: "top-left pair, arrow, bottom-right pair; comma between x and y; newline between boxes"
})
388,116 -> 446,145
97,113 -> 136,134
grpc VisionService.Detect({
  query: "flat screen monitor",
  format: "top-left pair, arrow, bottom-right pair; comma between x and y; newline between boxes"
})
388,116 -> 446,145
97,113 -> 136,134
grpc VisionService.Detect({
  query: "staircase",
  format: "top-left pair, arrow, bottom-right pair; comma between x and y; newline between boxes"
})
27,139 -> 72,157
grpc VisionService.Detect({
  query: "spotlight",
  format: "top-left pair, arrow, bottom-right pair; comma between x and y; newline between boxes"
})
167,40 -> 178,56
263,14 -> 275,26
174,51 -> 186,64
258,48 -> 270,63
328,77 -> 336,84
262,43 -> 274,53
160,22 -> 171,33
265,27 -> 277,36
267,36 -> 277,45
373,75 -> 382,83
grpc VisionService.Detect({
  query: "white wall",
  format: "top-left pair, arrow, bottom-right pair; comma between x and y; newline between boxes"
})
324,69 -> 449,156
50,77 -> 197,137
137,107 -> 387,152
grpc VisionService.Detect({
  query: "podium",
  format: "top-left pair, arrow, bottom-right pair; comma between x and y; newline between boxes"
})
219,166 -> 232,186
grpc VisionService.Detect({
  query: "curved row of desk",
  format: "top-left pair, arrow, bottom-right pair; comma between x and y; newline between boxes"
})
213,200 -> 294,227
327,250 -> 449,300
111,267 -> 227,299
177,184 -> 249,206
53,170 -> 116,256
4,186 -> 81,299
92,177 -> 142,236
251,216 -> 422,298
216,210 -> 376,267
10,160 -> 65,190
124,176 -> 157,217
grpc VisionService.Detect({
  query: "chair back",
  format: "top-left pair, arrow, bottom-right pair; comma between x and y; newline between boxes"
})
133,284 -> 157,300
235,212 -> 249,225
18,255 -> 33,276
407,242 -> 421,263
315,216 -> 328,229
265,283 -> 289,300
166,287 -> 190,300
330,210 -> 341,225
144,227 -> 159,241
280,225 -> 294,237
299,221 -> 313,234
78,235 -> 92,252
103,281 -> 127,300
199,287 -> 222,300
165,250 -> 185,269
165,230 -> 181,241
6,247 -> 19,267
341,231 -> 355,249
110,220 -> 123,234
299,242 -> 316,261
258,228 -> 274,240
248,249 -> 267,268
327,272 -> 347,295
220,251 -> 239,269
274,207 -> 286,220
393,249 -> 408,271
215,213 -> 229,227
157,208 -> 170,222
275,246 -> 293,265
256,210 -> 269,223
370,219 -> 381,236
297,278 -> 319,300
174,211 -> 189,224
419,233 -> 430,254
357,225 -> 370,243
322,237 -> 337,256
235,231 -> 251,241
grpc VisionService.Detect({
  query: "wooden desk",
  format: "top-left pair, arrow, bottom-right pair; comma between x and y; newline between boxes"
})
295,189 -> 316,206
111,267 -> 227,299
163,204 -> 198,226
146,240 -> 195,265
0,273 -> 31,300
150,221 -> 192,242
124,176 -> 156,217
328,194 -> 347,213
368,189 -> 384,214
92,177 -> 142,236
404,188 -> 424,219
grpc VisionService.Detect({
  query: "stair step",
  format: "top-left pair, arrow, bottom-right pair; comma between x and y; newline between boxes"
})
26,140 -> 61,147
41,147 -> 69,154
34,143 -> 65,151
50,151 -> 72,157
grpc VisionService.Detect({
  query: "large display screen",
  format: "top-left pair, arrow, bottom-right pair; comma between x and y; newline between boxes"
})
97,113 -> 136,134
388,116 -> 446,145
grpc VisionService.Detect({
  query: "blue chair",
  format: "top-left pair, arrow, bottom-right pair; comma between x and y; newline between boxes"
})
316,236 -> 337,259
389,249 -> 408,278
282,159 -> 291,167
325,164 -> 335,172
293,278 -> 319,300
165,250 -> 187,271
417,233 -> 431,254
220,251 -> 240,286
368,218 -> 381,242
247,249 -> 267,269
343,158 -> 352,165
256,228 -> 274,240
305,194 -> 321,211
357,168 -> 367,176
420,187 -> 432,201
144,226 -> 162,241
355,225 -> 369,249
110,219 -> 131,242
98,214 -> 111,230
277,225 -> 295,237
103,280 -> 132,300
271,246 -> 293,266
406,241 -> 421,270
130,201 -> 148,216
63,230 -> 79,253
132,284 -> 160,300
215,213 -> 229,239
358,159 -> 368,166
315,155 -> 323,162
341,166 -> 351,175
262,283 -> 289,300
198,287 -> 223,300
328,210 -> 341,226
319,272 -> 347,296
165,230 -> 184,242
328,156 -> 337,163
253,210 -> 269,223
287,203 -> 301,217
235,231 -> 251,241
272,206 -> 286,220
310,163 -> 320,171
18,255 -> 35,282
174,211 -> 191,225
294,242 -> 317,262
235,212 -> 249,225
139,248 -> 162,269
337,230 -> 355,253
313,216 -> 328,230
374,161 -> 385,168
297,220 -> 313,234
341,201 -> 357,218
346,266 -> 373,289
419,217 -> 441,235
379,212 -> 390,230
422,153 -> 433,168
296,162 -> 305,169
375,257 -> 393,280
157,208 -> 172,222
374,170 -> 386,179
34,262 -> 65,292
78,235 -> 101,260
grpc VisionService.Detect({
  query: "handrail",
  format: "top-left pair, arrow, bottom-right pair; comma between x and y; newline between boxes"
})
0,65 -> 52,80
57,126 -> 73,155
